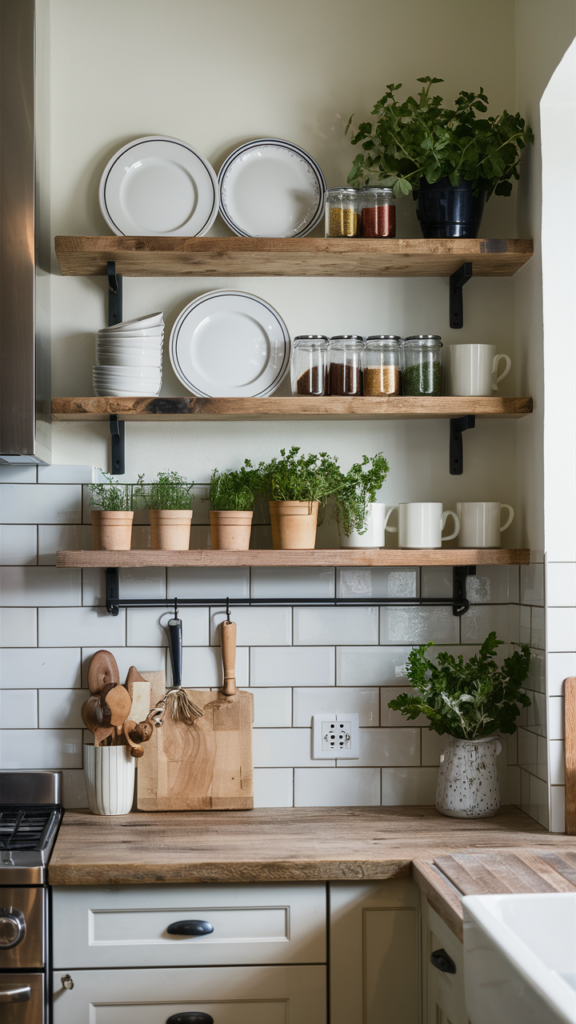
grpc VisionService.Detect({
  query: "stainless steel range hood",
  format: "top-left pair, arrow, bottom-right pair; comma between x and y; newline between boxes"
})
0,0 -> 50,465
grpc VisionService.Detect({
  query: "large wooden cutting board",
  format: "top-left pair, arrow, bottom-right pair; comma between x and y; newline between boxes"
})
137,672 -> 254,811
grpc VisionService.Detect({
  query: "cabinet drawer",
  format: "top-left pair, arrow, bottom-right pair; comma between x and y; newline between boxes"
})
52,964 -> 326,1024
53,884 -> 326,968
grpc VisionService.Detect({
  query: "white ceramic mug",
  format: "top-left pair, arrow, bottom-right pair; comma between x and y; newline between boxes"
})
457,501 -> 514,548
84,744 -> 135,815
448,344 -> 511,396
339,502 -> 397,548
387,502 -> 460,548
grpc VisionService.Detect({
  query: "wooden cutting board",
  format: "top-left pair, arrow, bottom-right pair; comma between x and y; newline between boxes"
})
137,671 -> 254,811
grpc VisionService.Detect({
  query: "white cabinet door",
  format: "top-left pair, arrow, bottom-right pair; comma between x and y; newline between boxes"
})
421,899 -> 468,1024
53,883 -> 326,969
52,964 -> 326,1024
330,879 -> 421,1024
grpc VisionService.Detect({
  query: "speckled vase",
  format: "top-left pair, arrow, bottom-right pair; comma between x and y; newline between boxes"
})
436,735 -> 502,818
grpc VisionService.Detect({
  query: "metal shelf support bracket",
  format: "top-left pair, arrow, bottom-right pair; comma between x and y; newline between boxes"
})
453,565 -> 475,616
450,414 -> 475,475
107,260 -> 123,326
450,262 -> 472,329
106,567 -> 120,616
109,415 -> 125,475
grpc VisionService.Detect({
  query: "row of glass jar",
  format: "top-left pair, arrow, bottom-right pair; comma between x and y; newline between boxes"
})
290,335 -> 443,397
325,187 -> 396,238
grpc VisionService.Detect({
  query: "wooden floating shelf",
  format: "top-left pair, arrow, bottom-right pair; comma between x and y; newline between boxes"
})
56,549 -> 531,569
51,396 -> 533,422
55,236 -> 533,279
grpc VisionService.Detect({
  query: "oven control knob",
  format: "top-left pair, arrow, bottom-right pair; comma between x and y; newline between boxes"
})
0,908 -> 26,949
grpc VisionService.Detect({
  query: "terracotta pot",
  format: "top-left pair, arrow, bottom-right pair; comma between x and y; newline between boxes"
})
150,509 -> 192,550
210,510 -> 253,550
269,500 -> 319,550
92,510 -> 133,551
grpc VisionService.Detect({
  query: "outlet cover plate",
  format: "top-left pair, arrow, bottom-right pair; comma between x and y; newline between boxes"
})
312,713 -> 360,759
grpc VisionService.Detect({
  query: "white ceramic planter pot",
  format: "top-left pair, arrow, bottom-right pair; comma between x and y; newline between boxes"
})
339,503 -> 397,548
436,735 -> 502,818
84,744 -> 135,815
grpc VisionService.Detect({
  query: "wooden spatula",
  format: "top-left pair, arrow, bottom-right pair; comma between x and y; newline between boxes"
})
220,619 -> 237,699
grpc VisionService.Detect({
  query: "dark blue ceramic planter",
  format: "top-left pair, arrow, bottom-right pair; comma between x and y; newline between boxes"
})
414,177 -> 485,238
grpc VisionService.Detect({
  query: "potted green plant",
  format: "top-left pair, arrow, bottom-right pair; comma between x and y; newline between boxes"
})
142,471 -> 194,551
388,633 -> 531,818
89,473 -> 134,551
209,467 -> 257,551
254,447 -> 341,550
332,454 -> 391,548
346,77 -> 534,238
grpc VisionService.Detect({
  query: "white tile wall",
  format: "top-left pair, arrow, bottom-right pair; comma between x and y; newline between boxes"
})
1,608 -> 38,647
38,525 -> 92,565
337,646 -> 412,686
380,606 -> 459,645
294,606 -> 378,646
0,567 -> 81,607
547,608 -> 576,652
167,567 -> 250,598
0,484 -> 82,524
252,567 -> 334,599
250,646 -> 335,687
0,729 -> 82,769
254,729 -> 326,768
127,607 -> 207,647
293,687 -> 379,727
38,689 -> 85,729
547,653 -> 576,696
252,688 -> 292,728
0,690 -> 38,728
39,607 -> 126,647
0,525 -> 37,565
547,563 -> 576,606
0,466 -> 37,483
521,563 -> 545,606
253,768 -> 293,808
211,606 -> 291,646
294,767 -> 380,807
337,567 -> 418,599
381,767 -> 438,805
349,728 -> 420,767
0,648 -> 82,688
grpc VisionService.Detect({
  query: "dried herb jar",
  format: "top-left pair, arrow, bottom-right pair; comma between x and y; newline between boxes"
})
291,335 -> 330,396
363,336 -> 402,396
329,335 -> 364,395
325,188 -> 360,238
401,335 -> 443,396
361,187 -> 396,238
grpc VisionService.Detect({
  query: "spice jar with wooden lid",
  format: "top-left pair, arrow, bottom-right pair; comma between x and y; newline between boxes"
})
325,188 -> 360,237
363,336 -> 402,396
329,335 -> 364,395
291,335 -> 330,396
401,335 -> 443,396
361,187 -> 396,238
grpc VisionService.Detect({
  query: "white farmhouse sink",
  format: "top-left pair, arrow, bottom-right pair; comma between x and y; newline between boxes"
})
462,893 -> 576,1024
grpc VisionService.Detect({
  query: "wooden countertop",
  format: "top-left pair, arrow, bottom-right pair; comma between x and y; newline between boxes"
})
49,806 -> 575,887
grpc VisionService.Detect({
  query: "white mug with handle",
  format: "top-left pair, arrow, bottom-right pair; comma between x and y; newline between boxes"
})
457,502 -> 514,548
340,502 -> 397,548
448,344 -> 511,396
387,502 -> 460,549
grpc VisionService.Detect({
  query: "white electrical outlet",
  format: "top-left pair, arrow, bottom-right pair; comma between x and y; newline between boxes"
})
312,713 -> 360,759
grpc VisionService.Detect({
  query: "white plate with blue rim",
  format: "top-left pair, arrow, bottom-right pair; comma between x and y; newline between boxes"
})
99,136 -> 219,237
169,290 -> 290,398
218,138 -> 326,238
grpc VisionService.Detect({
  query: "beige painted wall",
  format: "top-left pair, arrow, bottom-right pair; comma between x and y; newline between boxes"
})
43,0 -> 526,541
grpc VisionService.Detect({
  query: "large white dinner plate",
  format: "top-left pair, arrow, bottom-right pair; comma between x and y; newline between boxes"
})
100,137 -> 218,237
169,290 -> 290,398
218,138 -> 325,238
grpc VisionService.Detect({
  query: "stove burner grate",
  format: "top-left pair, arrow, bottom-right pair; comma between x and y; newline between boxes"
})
0,806 -> 60,851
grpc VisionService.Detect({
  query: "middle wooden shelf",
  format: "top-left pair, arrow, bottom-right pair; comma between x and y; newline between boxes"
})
56,549 -> 531,568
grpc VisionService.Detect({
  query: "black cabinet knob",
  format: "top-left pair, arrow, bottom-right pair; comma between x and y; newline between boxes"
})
166,1015 -> 214,1024
166,920 -> 214,937
430,948 -> 456,974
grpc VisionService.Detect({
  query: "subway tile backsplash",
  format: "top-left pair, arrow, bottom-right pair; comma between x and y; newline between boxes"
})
0,467 -> 557,828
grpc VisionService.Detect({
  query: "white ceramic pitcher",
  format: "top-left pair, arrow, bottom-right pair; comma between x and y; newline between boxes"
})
435,735 -> 502,818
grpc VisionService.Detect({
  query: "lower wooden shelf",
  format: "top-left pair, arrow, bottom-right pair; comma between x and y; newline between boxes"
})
56,549 -> 530,568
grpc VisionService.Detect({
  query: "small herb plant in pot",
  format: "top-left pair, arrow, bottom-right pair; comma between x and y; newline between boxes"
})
209,467 -> 257,551
346,77 -> 533,238
142,472 -> 194,551
333,454 -> 391,548
90,473 -> 134,551
388,632 -> 531,818
255,447 -> 341,550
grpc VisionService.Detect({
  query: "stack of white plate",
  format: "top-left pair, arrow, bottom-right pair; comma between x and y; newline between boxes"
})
93,313 -> 164,397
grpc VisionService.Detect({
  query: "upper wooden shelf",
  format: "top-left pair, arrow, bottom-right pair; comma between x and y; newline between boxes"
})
54,236 -> 533,279
56,549 -> 530,568
51,396 -> 533,422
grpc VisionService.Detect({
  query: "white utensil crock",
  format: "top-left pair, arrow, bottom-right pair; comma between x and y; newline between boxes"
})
84,744 -> 135,815
339,502 -> 397,548
436,735 -> 502,818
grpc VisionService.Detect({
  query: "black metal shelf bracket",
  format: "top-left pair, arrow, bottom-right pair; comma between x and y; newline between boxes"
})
103,567 -> 471,617
449,262 -> 472,329
107,260 -> 123,326
109,415 -> 125,476
449,414 -> 475,475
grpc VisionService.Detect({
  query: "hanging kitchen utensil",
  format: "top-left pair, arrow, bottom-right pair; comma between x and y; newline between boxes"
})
157,601 -> 205,724
88,649 -> 120,693
167,601 -> 183,688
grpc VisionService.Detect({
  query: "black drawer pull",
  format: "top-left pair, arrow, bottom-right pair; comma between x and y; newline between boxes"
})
167,1015 -> 214,1024
430,948 -> 456,974
166,920 -> 214,937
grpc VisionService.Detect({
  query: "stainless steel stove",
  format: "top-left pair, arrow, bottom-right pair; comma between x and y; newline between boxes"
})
0,771 -> 63,1024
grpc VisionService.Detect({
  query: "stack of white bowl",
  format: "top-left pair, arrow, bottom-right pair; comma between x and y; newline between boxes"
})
93,312 -> 164,397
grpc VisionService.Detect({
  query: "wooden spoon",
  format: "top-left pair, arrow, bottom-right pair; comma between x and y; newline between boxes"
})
103,684 -> 133,736
88,650 -> 120,695
122,720 -> 144,758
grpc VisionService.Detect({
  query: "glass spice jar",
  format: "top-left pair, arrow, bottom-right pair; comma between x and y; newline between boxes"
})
329,335 -> 364,395
290,336 -> 330,396
361,187 -> 396,238
362,336 -> 402,396
325,188 -> 360,237
401,335 -> 443,396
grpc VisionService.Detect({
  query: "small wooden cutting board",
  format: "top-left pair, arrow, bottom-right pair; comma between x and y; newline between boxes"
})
137,671 -> 254,811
